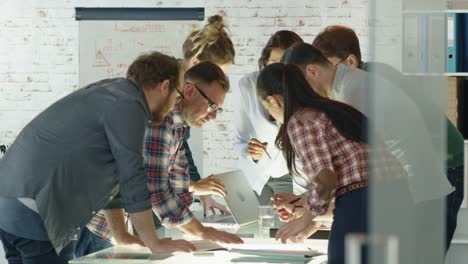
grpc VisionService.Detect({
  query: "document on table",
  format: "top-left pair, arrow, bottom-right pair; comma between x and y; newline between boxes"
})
230,248 -> 324,258
191,240 -> 227,251
190,239 -> 325,257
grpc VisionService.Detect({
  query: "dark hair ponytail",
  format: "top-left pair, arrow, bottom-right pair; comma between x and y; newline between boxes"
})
257,63 -> 367,173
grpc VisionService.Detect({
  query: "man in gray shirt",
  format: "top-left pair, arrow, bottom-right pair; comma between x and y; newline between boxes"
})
0,51 -> 195,263
280,43 -> 452,263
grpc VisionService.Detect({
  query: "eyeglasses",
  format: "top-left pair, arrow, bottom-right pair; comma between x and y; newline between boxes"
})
333,56 -> 348,66
174,88 -> 185,104
186,82 -> 224,114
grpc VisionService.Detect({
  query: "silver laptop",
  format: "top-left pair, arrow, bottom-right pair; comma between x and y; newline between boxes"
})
200,170 -> 260,228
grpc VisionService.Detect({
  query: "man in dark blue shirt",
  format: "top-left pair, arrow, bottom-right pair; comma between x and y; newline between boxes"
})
0,51 -> 196,263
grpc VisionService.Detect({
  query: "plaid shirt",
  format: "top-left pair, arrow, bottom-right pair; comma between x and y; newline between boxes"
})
86,104 -> 194,240
145,105 -> 194,227
288,108 -> 404,218
86,211 -> 114,242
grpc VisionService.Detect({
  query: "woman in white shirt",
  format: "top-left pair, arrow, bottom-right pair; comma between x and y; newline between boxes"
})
232,30 -> 304,205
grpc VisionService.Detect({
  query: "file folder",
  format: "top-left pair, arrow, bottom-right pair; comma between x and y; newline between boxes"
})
460,14 -> 468,72
447,13 -> 458,72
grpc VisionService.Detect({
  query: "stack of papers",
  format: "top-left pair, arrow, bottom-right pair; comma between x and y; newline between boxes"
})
230,248 -> 323,258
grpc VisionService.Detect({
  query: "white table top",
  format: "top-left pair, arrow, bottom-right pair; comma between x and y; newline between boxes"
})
71,203 -> 329,263
70,238 -> 328,264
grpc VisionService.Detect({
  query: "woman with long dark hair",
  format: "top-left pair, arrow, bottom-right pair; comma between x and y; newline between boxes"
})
257,63 -> 403,264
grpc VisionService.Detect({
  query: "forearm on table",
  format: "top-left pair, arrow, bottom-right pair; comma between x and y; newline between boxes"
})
128,209 -> 160,248
177,218 -> 205,237
103,208 -> 128,239
313,201 -> 334,222
305,200 -> 335,222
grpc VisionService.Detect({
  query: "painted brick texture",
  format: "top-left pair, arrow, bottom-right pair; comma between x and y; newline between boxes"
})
0,0 -> 373,174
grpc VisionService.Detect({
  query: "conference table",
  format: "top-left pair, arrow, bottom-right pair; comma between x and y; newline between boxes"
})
70,203 -> 329,264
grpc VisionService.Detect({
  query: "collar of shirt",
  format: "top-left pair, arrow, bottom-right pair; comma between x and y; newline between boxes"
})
331,63 -> 346,99
127,78 -> 153,124
171,103 -> 188,129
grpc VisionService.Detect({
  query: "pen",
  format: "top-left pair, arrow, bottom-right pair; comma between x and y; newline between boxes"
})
263,146 -> 272,160
288,197 -> 301,204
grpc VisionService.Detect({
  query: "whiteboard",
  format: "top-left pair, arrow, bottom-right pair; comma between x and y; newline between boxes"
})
78,20 -> 205,176
79,20 -> 200,86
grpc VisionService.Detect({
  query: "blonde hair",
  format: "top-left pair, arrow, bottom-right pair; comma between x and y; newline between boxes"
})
182,15 -> 235,65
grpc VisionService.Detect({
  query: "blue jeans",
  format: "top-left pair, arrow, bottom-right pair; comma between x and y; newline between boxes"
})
74,227 -> 113,258
328,188 -> 368,264
0,228 -> 73,264
445,166 -> 464,251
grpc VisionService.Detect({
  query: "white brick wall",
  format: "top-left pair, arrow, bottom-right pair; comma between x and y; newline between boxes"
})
0,0 -> 377,175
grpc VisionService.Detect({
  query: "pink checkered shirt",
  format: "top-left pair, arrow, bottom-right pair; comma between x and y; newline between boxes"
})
287,108 -> 404,218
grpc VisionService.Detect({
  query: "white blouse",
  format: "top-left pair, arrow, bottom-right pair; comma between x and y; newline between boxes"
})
232,71 -> 308,195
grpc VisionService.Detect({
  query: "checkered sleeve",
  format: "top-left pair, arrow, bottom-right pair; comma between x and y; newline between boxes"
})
144,121 -> 193,227
86,211 -> 113,242
287,112 -> 334,218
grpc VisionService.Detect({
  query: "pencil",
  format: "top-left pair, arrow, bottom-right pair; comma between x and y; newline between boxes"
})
263,147 -> 272,159
288,197 -> 301,204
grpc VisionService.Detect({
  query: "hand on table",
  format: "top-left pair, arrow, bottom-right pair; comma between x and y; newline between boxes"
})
148,238 -> 196,254
199,226 -> 244,244
275,212 -> 321,243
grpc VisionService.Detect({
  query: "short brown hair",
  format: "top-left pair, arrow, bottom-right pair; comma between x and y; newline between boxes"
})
185,61 -> 229,92
312,25 -> 362,68
182,15 -> 235,66
126,51 -> 180,90
282,42 -> 332,70
259,30 -> 303,70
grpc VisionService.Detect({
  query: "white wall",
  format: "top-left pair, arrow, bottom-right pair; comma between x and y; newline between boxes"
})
0,0 -> 372,175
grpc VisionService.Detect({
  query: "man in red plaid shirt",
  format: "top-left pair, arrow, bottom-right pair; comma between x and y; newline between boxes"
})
76,62 -> 243,257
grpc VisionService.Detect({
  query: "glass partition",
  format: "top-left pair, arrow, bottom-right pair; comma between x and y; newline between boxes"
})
357,0 -> 449,263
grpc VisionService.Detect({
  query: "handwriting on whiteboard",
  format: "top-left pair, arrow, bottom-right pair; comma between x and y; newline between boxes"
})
79,21 -> 199,86
113,22 -> 168,33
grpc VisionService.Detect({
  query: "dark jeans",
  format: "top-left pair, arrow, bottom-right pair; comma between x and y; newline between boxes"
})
74,227 -> 113,258
328,188 -> 368,264
445,166 -> 464,251
0,228 -> 73,264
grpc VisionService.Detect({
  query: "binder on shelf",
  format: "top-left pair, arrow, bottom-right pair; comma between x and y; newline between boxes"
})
460,13 -> 468,72
417,14 -> 429,72
447,12 -> 458,72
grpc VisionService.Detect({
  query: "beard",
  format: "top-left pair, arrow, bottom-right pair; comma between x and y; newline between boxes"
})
151,112 -> 167,125
185,116 -> 206,128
